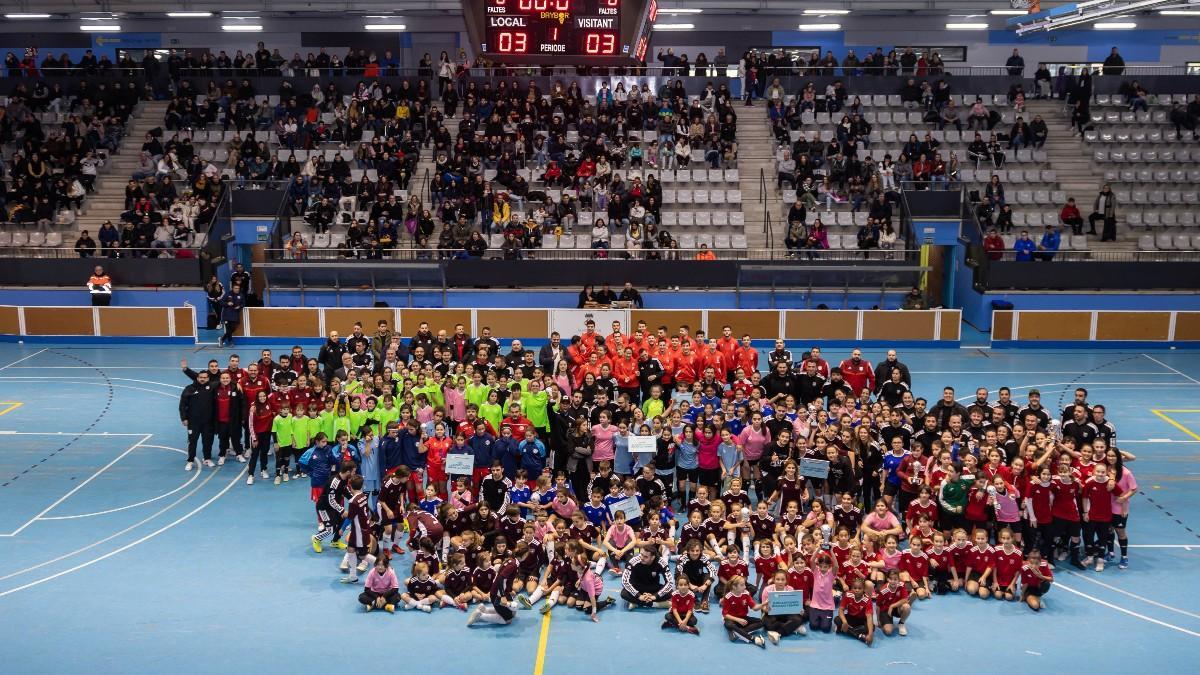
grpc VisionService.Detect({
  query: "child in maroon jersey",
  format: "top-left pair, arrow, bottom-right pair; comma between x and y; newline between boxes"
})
1081,463 -> 1118,572
964,528 -> 994,599
990,527 -> 1024,601
875,569 -> 911,637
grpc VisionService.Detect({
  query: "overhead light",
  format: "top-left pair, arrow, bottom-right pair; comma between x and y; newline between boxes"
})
946,22 -> 988,29
798,23 -> 841,30
364,23 -> 407,30
80,16 -> 119,20
803,9 -> 850,14
653,23 -> 694,30
1094,21 -> 1136,29
1160,10 -> 1200,15
222,24 -> 263,31
166,12 -> 213,18
80,24 -> 121,31
659,8 -> 703,14
989,9 -> 1028,15
4,13 -> 51,18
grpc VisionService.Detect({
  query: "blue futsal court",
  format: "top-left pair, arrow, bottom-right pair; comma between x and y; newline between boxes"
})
0,343 -> 1197,673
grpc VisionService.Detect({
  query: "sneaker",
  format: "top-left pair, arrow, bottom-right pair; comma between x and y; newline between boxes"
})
260,470 -> 269,480
467,606 -> 483,625
356,560 -> 369,573
390,545 -> 405,555
457,602 -> 469,612
540,602 -> 553,616
274,475 -> 281,485
246,475 -> 254,485
333,541 -> 347,550
1055,550 -> 1068,562
626,601 -> 636,611
516,594 -> 532,609
1119,557 -> 1129,569
1070,558 -> 1087,571
898,623 -> 908,637
767,630 -> 781,645
217,456 -> 226,466
1105,551 -> 1116,563
282,473 -> 290,483
1081,556 -> 1094,567
385,604 -> 395,613
185,461 -> 194,471
754,636 -> 766,649
203,459 -> 215,468
364,604 -> 373,613
236,453 -> 247,463
797,624 -> 807,636
420,604 -> 432,613
698,600 -> 710,614
339,575 -> 357,584
1096,559 -> 1105,572
311,536 -> 323,553
339,561 -> 350,573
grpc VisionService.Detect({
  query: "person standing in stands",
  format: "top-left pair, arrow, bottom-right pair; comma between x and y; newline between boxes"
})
1088,185 -> 1118,241
88,266 -> 112,306
218,281 -> 246,347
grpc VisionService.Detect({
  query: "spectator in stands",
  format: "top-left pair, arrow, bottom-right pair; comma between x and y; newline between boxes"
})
618,282 -> 644,308
1089,185 -> 1118,241
986,134 -> 1006,169
1169,100 -> 1199,140
1008,117 -> 1029,150
88,266 -> 112,306
985,174 -> 1005,206
968,98 -> 990,131
1029,115 -> 1048,149
1036,225 -> 1061,261
983,228 -> 1004,261
74,230 -> 96,258
899,78 -> 921,110
1102,47 -> 1125,76
1071,99 -> 1090,137
938,100 -> 962,132
966,132 -> 989,169
1034,63 -> 1052,99
1013,230 -> 1036,261
1005,49 -> 1025,78
996,203 -> 1014,234
1060,198 -> 1085,236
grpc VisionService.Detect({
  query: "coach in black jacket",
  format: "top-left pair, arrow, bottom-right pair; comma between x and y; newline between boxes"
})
179,370 -> 217,469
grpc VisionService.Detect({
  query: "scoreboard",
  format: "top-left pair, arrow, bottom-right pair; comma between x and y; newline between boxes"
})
462,0 -> 657,65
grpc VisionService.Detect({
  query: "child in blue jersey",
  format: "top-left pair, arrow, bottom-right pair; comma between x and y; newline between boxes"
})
717,428 -> 742,493
357,427 -> 381,510
582,488 -> 612,529
881,439 -> 909,512
700,386 -> 722,412
418,484 -> 444,515
683,392 -> 705,425
307,433 -> 337,502
508,468 -> 533,516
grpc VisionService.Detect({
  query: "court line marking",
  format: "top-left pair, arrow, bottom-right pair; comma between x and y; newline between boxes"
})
533,609 -> 552,675
37,445 -> 199,521
1142,354 -> 1200,385
0,432 -> 148,436
1065,571 -> 1200,620
1151,410 -> 1200,443
0,464 -> 224,582
0,349 -> 47,372
1054,582 -> 1200,638
0,376 -> 183,390
0,402 -> 21,417
0,434 -> 152,537
0,380 -> 178,400
0,466 -> 244,597
1127,545 -> 1198,549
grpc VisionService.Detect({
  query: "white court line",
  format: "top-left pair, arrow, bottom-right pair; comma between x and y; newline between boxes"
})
0,376 -> 183,390
0,431 -> 147,436
1054,582 -> 1200,638
0,434 -> 152,537
0,465 -> 244,598
1119,440 -> 1200,444
0,380 -> 178,400
958,382 -> 1199,403
37,445 -> 198,521
1127,544 -> 1199,549
922,371 -> 1189,375
0,464 -> 224,583
1065,571 -> 1200,620
0,349 -> 47,372
1142,354 -> 1200,385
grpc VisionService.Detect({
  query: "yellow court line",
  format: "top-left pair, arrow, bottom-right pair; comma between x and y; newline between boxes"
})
0,402 -> 23,416
533,610 -> 552,675
1151,409 -> 1200,442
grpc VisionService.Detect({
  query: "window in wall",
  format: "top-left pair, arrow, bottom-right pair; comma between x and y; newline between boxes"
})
894,46 -> 968,62
1044,62 -> 1104,75
1187,62 -> 1200,75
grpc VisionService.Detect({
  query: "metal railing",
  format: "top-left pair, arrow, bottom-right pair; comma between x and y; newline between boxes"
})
0,246 -> 204,260
263,246 -> 917,262
986,249 -> 1200,263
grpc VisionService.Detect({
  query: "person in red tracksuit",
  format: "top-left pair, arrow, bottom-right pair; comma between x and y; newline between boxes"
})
736,335 -> 759,377
715,326 -> 741,380
612,347 -> 641,402
214,371 -> 246,465
838,348 -> 875,398
675,342 -> 701,388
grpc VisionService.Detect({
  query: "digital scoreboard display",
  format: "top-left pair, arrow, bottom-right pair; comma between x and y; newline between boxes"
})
462,0 -> 657,65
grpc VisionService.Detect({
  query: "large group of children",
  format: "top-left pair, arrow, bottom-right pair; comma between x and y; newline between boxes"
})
184,318 -> 1136,646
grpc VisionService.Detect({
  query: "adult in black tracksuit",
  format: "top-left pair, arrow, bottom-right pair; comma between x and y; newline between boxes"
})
621,546 -> 675,608
179,371 -> 217,467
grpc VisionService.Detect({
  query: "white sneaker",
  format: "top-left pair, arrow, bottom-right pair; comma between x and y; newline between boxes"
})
185,461 -> 194,471
898,623 -> 908,636
236,454 -> 247,463
260,470 -> 268,479
1096,559 -> 1105,572
246,475 -> 254,485
217,456 -> 226,466
797,624 -> 807,636
1081,556 -> 1094,567
467,606 -> 483,625
767,630 -> 781,645
420,604 -> 432,613
203,459 -> 215,468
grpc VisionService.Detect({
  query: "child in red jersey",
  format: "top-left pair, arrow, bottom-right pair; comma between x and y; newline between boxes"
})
1051,463 -> 1087,570
753,538 -> 782,588
875,569 -> 911,637
839,546 -> 872,596
948,528 -> 971,592
721,575 -> 767,648
662,575 -> 700,634
836,577 -> 875,646
990,527 -> 1024,601
927,532 -> 958,594
717,547 -> 751,596
1081,463 -> 1118,572
964,528 -> 994,599
1020,548 -> 1054,611
1025,465 -> 1056,563
899,535 -> 931,600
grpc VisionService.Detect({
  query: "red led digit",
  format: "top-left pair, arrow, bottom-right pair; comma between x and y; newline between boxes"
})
648,0 -> 658,22
553,0 -> 571,10
603,0 -> 618,6
497,31 -> 528,53
518,0 -> 532,9
585,32 -> 616,55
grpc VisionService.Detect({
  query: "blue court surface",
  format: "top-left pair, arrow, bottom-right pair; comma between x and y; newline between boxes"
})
0,343 -> 1198,674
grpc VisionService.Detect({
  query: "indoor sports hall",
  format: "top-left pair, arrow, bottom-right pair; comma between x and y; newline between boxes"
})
4,0 -> 1200,672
